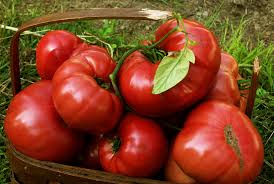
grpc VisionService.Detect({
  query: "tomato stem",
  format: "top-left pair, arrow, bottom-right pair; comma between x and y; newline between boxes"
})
109,20 -> 180,98
95,78 -> 111,90
162,122 -> 181,131
157,119 -> 181,131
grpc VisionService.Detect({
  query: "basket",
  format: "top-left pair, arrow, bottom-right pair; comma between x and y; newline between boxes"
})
7,8 -> 260,184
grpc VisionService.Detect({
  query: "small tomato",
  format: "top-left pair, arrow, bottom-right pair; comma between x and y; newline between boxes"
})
99,113 -> 168,177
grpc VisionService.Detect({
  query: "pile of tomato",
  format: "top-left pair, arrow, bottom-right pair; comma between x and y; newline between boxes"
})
4,17 -> 264,184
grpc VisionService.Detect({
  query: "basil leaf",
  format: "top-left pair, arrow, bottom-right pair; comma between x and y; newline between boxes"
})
152,48 -> 195,94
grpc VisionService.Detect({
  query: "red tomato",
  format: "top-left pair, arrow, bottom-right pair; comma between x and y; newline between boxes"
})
219,52 -> 239,78
118,19 -> 221,117
98,113 -> 168,177
79,135 -> 103,169
170,100 -> 264,184
36,30 -> 82,79
239,89 -> 249,112
52,45 -> 122,135
165,152 -> 196,184
4,80 -> 84,162
237,74 -> 249,112
71,43 -> 109,58
205,53 -> 240,105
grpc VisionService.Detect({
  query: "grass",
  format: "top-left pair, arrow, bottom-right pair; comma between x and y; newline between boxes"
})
0,0 -> 273,183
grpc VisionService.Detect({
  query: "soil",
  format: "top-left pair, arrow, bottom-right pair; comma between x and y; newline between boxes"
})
18,0 -> 274,45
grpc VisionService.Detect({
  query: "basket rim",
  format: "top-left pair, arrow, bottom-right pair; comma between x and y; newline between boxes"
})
7,142 -> 172,184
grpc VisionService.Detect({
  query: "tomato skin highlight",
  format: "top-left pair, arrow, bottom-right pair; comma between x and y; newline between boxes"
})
98,113 -> 168,177
118,19 -> 221,117
170,100 -> 264,184
4,80 -> 84,162
36,30 -> 82,79
52,44 -> 122,135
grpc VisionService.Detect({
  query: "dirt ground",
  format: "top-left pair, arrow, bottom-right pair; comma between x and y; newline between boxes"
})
19,0 -> 274,44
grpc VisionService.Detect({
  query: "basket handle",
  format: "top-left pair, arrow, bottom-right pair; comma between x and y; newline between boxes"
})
9,9 -> 258,118
10,8 -> 172,95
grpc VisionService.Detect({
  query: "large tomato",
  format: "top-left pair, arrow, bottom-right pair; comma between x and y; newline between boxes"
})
205,52 -> 240,105
4,80 -> 84,162
169,100 -> 264,184
98,113 -> 168,177
36,30 -> 82,79
52,44 -> 122,135
118,19 -> 221,117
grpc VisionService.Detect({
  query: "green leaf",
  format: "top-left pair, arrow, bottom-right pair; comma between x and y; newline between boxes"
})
152,48 -> 195,94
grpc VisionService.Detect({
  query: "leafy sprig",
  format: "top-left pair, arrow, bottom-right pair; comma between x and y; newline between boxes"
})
152,13 -> 196,94
152,48 -> 195,94
109,16 -> 181,98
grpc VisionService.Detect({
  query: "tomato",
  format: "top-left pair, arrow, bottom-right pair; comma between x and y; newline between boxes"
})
36,30 -> 82,79
219,52 -> 239,78
98,113 -> 168,177
79,135 -> 102,169
205,52 -> 240,105
52,44 -> 122,135
165,151 -> 196,184
71,43 -> 109,58
239,89 -> 249,112
4,80 -> 84,162
237,74 -> 249,112
170,100 -> 264,184
118,19 -> 221,117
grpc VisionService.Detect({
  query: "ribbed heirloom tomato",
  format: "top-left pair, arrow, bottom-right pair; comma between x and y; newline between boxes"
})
166,100 -> 264,184
36,30 -> 82,79
99,113 -> 168,177
4,81 -> 84,162
118,19 -> 221,117
52,43 -> 123,135
206,52 -> 241,105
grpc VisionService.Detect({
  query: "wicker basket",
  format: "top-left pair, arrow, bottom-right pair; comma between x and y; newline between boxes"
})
7,8 -> 259,184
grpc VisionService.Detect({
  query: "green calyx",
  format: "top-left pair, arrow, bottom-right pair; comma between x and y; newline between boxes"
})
112,137 -> 121,153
